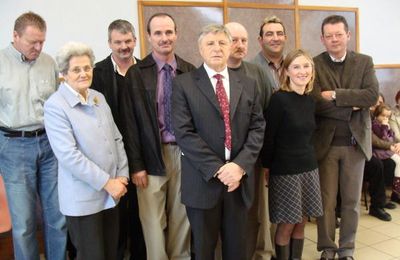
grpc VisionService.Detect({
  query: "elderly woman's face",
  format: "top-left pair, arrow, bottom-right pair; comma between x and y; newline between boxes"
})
64,55 -> 93,95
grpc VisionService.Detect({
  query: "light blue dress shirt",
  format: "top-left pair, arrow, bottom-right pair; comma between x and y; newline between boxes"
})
44,83 -> 129,216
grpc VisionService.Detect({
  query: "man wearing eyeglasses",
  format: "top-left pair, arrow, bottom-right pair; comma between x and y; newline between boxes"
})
252,15 -> 287,92
0,12 -> 67,259
311,15 -> 379,260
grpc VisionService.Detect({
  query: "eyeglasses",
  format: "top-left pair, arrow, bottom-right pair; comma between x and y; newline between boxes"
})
323,33 -> 345,40
69,65 -> 92,74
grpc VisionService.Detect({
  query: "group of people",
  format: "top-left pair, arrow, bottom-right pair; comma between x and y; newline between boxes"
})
1,9 -> 392,260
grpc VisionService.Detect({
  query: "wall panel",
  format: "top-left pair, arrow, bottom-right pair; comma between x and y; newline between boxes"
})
299,10 -> 356,57
142,5 -> 223,66
376,68 -> 400,107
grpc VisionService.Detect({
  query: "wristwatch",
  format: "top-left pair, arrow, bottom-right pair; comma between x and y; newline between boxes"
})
331,91 -> 336,100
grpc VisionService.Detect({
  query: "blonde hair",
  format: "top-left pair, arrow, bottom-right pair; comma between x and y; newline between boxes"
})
279,49 -> 315,94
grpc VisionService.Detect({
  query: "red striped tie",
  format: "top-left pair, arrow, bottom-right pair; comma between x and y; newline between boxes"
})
214,74 -> 231,151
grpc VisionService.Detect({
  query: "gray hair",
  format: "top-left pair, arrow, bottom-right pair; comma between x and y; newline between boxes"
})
56,42 -> 95,75
108,19 -> 136,42
198,24 -> 232,46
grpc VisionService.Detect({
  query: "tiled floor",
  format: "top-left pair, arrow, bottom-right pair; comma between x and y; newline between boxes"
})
303,201 -> 400,260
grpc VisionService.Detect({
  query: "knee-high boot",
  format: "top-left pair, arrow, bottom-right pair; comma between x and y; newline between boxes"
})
289,238 -> 304,260
275,244 -> 290,260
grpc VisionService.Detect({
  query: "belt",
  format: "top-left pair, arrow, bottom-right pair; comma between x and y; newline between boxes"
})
0,127 -> 46,138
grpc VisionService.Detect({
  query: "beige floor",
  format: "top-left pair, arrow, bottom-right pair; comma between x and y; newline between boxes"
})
303,201 -> 400,260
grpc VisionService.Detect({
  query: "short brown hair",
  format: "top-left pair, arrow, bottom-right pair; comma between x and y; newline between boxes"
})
259,15 -> 286,37
14,11 -> 46,35
321,15 -> 349,35
279,49 -> 315,94
147,13 -> 176,34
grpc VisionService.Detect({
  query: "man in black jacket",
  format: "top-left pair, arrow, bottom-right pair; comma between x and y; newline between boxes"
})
91,19 -> 146,260
120,13 -> 195,260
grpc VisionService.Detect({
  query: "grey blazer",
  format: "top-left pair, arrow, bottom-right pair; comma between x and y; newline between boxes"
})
311,51 -> 379,161
172,65 -> 265,210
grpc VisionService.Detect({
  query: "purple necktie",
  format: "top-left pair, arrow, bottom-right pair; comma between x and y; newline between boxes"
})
163,64 -> 174,134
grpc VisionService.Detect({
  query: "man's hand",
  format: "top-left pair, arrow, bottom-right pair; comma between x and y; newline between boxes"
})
217,162 -> 244,192
227,181 -> 240,192
321,90 -> 335,101
104,178 -> 128,199
131,170 -> 148,189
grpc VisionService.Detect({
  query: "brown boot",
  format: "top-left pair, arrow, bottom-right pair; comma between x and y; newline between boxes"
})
393,177 -> 400,195
290,238 -> 304,260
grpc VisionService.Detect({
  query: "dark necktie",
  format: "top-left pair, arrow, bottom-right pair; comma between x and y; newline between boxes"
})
214,74 -> 231,151
163,64 -> 174,134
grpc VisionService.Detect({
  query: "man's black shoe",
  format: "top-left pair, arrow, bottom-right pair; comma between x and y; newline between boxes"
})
384,202 -> 396,209
369,207 -> 392,221
339,257 -> 354,260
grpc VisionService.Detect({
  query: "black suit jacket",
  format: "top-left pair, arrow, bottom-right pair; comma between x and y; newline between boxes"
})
120,54 -> 195,175
91,54 -> 139,128
172,65 -> 265,209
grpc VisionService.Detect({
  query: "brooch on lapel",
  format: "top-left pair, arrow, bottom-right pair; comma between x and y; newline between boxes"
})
93,96 -> 100,106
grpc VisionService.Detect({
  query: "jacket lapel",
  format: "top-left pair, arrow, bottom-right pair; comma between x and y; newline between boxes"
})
323,53 -> 341,89
59,83 -> 81,107
195,66 -> 221,114
228,70 -> 243,120
340,51 -> 356,89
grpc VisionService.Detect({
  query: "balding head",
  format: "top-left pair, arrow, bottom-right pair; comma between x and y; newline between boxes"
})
225,22 -> 248,68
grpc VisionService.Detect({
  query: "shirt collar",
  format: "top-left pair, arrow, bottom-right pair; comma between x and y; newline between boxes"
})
9,43 -> 37,64
64,82 -> 89,105
260,51 -> 284,69
152,52 -> 177,72
203,63 -> 229,81
329,52 -> 347,63
110,55 -> 136,74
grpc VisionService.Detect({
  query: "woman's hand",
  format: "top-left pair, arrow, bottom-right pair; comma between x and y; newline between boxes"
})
104,178 -> 128,199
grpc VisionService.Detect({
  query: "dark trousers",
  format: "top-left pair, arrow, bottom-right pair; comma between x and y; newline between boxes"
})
117,182 -> 146,260
382,158 -> 396,187
364,156 -> 387,208
66,207 -> 119,260
186,188 -> 248,260
364,156 -> 396,208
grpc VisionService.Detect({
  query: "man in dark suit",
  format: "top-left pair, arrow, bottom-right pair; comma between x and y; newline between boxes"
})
172,24 -> 265,260
225,22 -> 273,260
120,13 -> 195,260
311,15 -> 379,260
90,19 -> 146,260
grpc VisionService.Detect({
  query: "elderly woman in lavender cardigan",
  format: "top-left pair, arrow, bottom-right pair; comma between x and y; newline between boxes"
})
44,42 -> 129,260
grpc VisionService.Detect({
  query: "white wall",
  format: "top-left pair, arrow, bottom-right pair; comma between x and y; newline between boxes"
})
299,0 -> 400,65
1,0 -> 399,64
0,0 -> 140,62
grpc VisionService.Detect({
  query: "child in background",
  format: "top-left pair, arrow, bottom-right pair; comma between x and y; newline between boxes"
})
372,104 -> 400,196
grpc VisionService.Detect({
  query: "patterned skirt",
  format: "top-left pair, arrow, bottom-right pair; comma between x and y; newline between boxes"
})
269,168 -> 323,224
